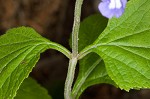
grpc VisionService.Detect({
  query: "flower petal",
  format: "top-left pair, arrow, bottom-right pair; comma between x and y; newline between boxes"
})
114,7 -> 124,18
98,0 -> 127,19
121,0 -> 127,8
98,1 -> 115,18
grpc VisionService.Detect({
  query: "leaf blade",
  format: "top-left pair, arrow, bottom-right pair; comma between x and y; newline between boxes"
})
0,27 -> 69,99
91,0 -> 150,91
72,53 -> 116,98
15,77 -> 52,99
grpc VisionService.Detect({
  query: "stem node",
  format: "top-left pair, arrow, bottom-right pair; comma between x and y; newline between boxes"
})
64,0 -> 84,98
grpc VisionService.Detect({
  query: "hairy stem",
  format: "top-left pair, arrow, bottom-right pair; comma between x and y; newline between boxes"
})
64,0 -> 84,98
72,58 -> 102,98
64,57 -> 77,99
72,0 -> 84,57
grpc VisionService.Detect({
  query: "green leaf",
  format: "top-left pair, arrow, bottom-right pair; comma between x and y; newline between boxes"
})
89,0 -> 150,91
0,27 -> 70,99
15,77 -> 52,99
78,14 -> 108,51
72,53 -> 116,99
72,14 -> 116,98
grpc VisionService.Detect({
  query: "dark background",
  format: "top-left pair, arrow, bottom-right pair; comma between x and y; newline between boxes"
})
0,0 -> 150,99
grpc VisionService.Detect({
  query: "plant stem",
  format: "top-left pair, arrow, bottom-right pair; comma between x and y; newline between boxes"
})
72,58 -> 102,98
64,57 -> 77,99
72,0 -> 84,57
64,0 -> 84,98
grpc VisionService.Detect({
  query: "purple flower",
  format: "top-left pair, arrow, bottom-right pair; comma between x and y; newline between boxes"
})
98,0 -> 127,18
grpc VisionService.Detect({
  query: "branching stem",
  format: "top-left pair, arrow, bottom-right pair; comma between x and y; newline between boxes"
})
64,0 -> 84,98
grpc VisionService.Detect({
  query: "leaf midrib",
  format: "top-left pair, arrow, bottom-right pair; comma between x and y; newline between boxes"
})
100,28 -> 150,45
0,39 -> 45,47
